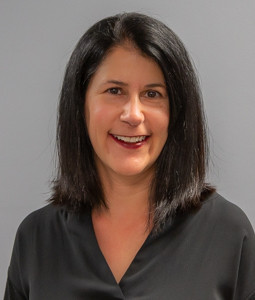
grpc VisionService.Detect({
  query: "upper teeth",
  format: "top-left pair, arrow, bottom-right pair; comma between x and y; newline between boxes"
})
113,135 -> 147,143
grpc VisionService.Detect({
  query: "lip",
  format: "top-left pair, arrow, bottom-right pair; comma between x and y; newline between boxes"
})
109,134 -> 149,149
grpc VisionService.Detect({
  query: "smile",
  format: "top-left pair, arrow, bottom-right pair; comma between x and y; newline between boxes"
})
112,134 -> 147,143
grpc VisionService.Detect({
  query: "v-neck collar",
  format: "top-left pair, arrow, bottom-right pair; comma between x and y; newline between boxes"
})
88,212 -> 154,287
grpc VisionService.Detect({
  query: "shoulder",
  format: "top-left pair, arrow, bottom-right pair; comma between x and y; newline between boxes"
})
17,204 -> 65,234
198,193 -> 255,298
15,203 -> 91,242
15,203 -> 83,245
200,192 -> 254,237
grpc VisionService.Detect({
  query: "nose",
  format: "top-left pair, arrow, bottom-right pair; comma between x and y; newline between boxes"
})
120,95 -> 145,126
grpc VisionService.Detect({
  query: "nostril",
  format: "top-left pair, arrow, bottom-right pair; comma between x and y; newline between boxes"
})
120,100 -> 144,126
120,112 -> 145,126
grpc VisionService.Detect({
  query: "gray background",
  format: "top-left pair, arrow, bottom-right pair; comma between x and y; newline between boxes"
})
1,0 -> 254,295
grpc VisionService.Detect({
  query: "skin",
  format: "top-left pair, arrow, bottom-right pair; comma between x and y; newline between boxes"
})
85,44 -> 169,283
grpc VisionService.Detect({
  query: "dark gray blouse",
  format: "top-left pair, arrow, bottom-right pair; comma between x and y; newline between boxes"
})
4,193 -> 255,299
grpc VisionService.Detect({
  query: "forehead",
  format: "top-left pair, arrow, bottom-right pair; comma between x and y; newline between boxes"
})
89,44 -> 166,86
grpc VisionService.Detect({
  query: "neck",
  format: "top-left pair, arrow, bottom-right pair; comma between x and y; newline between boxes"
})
95,167 -> 154,223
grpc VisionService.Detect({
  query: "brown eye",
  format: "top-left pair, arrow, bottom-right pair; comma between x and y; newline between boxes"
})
146,90 -> 160,98
107,88 -> 121,95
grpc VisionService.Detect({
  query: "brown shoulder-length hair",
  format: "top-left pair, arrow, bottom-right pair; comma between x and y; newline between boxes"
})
50,12 -> 215,232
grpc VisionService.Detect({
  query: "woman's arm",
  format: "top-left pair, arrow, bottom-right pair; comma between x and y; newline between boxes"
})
4,277 -> 27,300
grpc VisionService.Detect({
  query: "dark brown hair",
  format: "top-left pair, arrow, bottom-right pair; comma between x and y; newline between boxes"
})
50,12 -> 214,232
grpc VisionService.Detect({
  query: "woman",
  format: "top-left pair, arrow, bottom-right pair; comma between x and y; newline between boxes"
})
5,12 -> 255,300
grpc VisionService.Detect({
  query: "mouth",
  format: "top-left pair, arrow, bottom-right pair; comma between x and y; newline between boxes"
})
112,134 -> 147,143
110,134 -> 149,148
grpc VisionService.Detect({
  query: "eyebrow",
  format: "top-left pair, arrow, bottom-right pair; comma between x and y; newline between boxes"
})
145,83 -> 166,89
103,80 -> 166,89
104,80 -> 128,86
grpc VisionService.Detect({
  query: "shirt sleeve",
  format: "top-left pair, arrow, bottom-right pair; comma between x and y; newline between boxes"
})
234,215 -> 255,300
4,221 -> 29,300
4,277 -> 27,300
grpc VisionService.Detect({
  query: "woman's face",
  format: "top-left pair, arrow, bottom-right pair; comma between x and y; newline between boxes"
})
85,45 -> 169,180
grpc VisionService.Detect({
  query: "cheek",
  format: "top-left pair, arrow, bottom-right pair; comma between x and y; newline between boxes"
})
160,113 -> 170,130
162,105 -> 170,132
151,109 -> 169,151
85,102 -> 115,136
152,108 -> 170,133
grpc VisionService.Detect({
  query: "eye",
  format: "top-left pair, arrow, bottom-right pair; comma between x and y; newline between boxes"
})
107,87 -> 122,95
146,90 -> 161,98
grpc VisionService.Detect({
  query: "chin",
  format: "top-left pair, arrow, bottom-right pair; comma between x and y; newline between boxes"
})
113,164 -> 153,178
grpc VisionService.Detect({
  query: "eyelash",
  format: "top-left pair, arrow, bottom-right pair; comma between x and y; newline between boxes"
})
106,88 -> 162,98
145,90 -> 161,98
107,87 -> 122,95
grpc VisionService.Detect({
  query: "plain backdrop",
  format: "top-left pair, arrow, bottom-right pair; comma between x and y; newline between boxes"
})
1,0 -> 254,295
